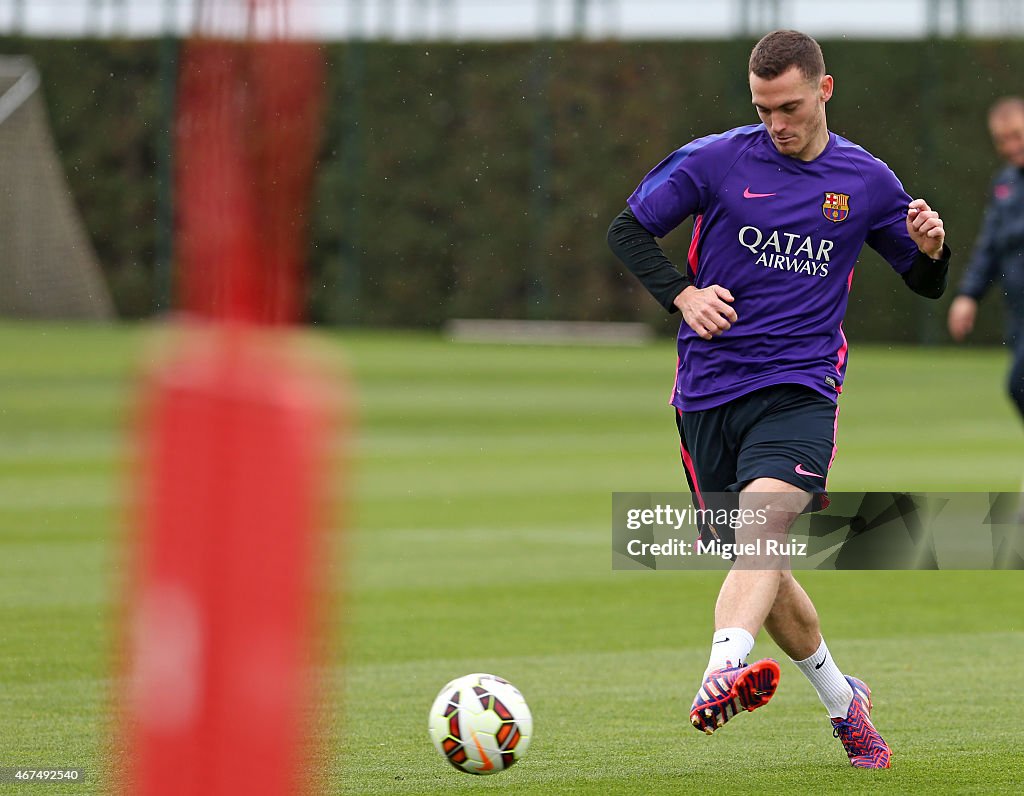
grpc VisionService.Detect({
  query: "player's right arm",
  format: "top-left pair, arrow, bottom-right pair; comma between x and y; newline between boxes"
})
606,207 -> 692,313
606,210 -> 737,340
607,136 -> 739,339
673,284 -> 737,340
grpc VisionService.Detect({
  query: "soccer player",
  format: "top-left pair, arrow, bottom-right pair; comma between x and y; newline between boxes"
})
947,97 -> 1024,420
607,30 -> 950,769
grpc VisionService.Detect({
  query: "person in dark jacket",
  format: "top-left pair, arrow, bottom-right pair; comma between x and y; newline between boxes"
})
948,97 -> 1024,418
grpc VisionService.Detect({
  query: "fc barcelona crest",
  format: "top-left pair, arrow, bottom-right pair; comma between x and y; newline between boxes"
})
822,192 -> 850,223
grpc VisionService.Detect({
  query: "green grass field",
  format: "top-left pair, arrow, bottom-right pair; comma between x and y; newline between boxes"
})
1,323 -> 1022,794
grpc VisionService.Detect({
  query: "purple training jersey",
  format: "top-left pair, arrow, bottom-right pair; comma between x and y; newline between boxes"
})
627,124 -> 919,412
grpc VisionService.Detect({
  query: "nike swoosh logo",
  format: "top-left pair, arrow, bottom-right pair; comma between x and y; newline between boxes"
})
794,463 -> 823,478
814,655 -> 827,670
470,729 -> 494,771
743,187 -> 777,199
713,637 -> 730,644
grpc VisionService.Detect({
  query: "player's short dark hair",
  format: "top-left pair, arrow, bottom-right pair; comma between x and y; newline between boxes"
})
748,30 -> 825,82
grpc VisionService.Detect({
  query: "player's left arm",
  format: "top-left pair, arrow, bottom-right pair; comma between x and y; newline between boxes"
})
899,198 -> 950,298
906,198 -> 945,259
866,170 -> 951,300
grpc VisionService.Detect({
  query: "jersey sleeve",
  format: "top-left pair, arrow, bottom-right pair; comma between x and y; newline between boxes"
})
864,163 -> 918,275
626,140 -> 714,238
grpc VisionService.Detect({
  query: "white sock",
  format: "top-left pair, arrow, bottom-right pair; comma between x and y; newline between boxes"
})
704,627 -> 755,677
792,637 -> 854,718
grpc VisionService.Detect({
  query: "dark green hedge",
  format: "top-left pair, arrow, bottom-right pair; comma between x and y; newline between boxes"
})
1,36 -> 1020,343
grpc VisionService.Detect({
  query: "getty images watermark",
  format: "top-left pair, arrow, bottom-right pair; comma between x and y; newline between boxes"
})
623,505 -> 809,560
613,492 -> 1024,571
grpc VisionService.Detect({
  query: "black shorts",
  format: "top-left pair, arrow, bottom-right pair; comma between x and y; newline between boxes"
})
675,384 -> 838,539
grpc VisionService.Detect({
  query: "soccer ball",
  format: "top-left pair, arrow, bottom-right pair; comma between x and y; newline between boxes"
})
427,673 -> 532,775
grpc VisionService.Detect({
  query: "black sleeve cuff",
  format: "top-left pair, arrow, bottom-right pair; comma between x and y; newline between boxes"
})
607,207 -> 691,314
901,243 -> 951,299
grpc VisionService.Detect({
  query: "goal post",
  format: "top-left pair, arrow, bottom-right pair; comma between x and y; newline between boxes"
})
0,56 -> 114,320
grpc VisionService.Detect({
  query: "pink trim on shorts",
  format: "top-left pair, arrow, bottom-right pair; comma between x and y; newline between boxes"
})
676,409 -> 706,511
827,403 -> 840,470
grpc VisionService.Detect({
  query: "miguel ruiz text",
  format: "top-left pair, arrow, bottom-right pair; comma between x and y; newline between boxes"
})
626,538 -> 808,560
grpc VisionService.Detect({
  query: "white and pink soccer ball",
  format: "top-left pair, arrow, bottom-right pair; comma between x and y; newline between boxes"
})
427,673 -> 533,775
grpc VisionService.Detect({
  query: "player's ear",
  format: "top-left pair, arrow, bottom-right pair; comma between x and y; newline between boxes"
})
820,75 -> 834,103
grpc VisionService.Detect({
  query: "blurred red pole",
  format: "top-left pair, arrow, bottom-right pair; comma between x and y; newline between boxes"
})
122,2 -> 333,795
175,17 -> 324,323
132,337 -> 332,796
